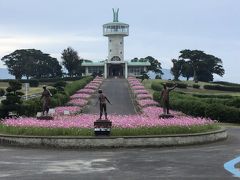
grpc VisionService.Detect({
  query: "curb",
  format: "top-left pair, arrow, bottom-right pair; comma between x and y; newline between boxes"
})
0,128 -> 227,149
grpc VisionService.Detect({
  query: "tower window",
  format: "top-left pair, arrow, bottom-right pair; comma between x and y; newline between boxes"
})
120,42 -> 122,44
109,40 -> 112,42
120,51 -> 122,54
110,49 -> 111,52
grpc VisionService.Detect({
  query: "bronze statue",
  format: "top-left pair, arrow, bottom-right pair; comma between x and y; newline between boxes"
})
96,89 -> 111,120
160,83 -> 177,115
40,86 -> 52,116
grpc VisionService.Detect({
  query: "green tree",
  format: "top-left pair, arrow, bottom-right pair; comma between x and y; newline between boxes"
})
181,61 -> 194,81
170,59 -> 184,81
145,56 -> 163,75
179,49 -> 224,82
61,47 -> 83,77
196,54 -> 224,82
1,49 -> 62,79
140,71 -> 149,82
1,81 -> 24,117
0,88 -> 5,96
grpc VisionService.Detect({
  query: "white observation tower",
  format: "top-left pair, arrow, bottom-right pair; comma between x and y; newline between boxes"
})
103,8 -> 129,78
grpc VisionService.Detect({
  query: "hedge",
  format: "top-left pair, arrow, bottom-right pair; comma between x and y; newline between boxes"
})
204,84 -> 240,92
0,76 -> 83,83
212,81 -> 240,87
151,82 -> 163,91
192,94 -> 233,99
153,91 -> 240,123
193,84 -> 200,89
18,76 -> 93,117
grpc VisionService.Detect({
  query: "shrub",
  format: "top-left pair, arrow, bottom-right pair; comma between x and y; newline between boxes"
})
0,88 -> 5,96
193,84 -> 200,89
225,97 -> 240,108
48,88 -> 58,96
29,80 -> 39,87
204,84 -> 240,92
176,82 -> 187,89
165,82 -> 175,87
192,94 -> 233,99
155,75 -> 161,79
212,81 -> 240,87
205,103 -> 240,123
1,81 -> 23,117
151,82 -> 163,91
153,90 -> 240,123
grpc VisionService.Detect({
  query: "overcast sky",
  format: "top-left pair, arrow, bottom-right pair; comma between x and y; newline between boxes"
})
0,0 -> 239,82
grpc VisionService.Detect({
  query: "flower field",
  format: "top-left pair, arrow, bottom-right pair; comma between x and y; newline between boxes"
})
0,76 -> 219,136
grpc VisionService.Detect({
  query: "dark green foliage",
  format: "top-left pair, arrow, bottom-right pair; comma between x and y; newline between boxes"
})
212,81 -> 240,87
140,71 -> 149,82
1,49 -> 62,79
53,81 -> 67,92
19,99 -> 42,117
179,49 -> 224,82
193,84 -> 200,89
29,80 -> 39,87
162,81 -> 175,88
205,103 -> 239,123
155,74 -> 161,79
192,94 -> 233,99
1,81 -> 23,117
204,84 -> 240,92
61,47 -> 83,77
171,59 -> 185,81
225,97 -> 240,108
64,76 -> 93,96
151,82 -> 163,91
48,88 -> 58,96
0,88 -> 5,96
130,56 -> 163,75
176,83 -> 187,89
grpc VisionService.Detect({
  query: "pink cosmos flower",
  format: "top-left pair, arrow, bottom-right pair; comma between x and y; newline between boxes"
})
138,99 -> 158,107
55,106 -> 81,114
67,99 -> 88,106
136,94 -> 152,100
70,93 -> 91,99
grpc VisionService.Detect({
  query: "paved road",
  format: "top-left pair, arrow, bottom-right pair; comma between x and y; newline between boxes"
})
83,78 -> 136,115
0,126 -> 239,179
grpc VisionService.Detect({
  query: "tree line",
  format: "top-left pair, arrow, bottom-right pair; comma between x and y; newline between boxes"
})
1,47 -> 225,82
131,51 -> 224,83
1,47 -> 86,79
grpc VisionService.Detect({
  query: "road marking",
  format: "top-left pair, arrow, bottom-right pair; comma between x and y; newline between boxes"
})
224,156 -> 240,177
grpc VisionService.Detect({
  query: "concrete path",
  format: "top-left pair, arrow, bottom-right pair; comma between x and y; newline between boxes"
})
0,126 -> 239,179
83,78 -> 136,115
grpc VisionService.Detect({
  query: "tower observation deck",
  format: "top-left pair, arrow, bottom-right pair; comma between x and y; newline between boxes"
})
103,8 -> 129,63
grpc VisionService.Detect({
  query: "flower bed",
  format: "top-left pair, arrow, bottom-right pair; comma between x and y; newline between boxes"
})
136,94 -> 152,100
138,99 -> 158,108
54,106 -> 81,115
0,77 -> 218,136
70,93 -> 91,100
3,109 -> 214,129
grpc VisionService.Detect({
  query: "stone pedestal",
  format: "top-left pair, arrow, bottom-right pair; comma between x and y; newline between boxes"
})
94,120 -> 112,136
159,114 -> 174,119
36,116 -> 54,120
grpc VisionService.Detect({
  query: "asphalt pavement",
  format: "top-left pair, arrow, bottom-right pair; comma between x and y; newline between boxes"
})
0,126 -> 239,179
83,78 -> 137,115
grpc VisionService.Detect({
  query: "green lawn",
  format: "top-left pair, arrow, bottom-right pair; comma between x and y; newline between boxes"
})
142,79 -> 240,96
0,124 -> 220,136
